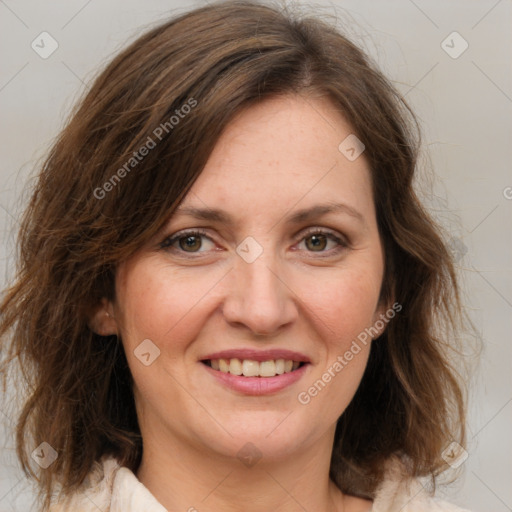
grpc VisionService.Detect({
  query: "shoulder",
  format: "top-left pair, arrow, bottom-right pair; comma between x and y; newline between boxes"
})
49,454 -> 472,512
49,456 -> 119,512
49,455 -> 166,512
371,456 -> 472,512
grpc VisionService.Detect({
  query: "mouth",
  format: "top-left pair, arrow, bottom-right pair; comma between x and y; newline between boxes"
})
199,350 -> 311,395
201,358 -> 307,377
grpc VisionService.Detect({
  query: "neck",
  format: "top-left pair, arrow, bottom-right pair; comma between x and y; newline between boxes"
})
135,426 -> 345,512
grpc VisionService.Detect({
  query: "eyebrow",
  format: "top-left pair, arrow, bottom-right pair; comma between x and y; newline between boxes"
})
173,202 -> 366,226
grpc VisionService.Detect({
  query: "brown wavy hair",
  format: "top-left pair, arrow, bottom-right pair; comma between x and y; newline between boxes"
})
1,1 -> 470,509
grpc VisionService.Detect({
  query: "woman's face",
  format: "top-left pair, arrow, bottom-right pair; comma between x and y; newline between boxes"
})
108,94 -> 388,463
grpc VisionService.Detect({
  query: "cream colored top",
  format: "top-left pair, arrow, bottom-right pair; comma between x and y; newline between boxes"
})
49,455 -> 471,512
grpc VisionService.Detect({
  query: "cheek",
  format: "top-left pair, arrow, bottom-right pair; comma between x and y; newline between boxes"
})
296,266 -> 382,347
114,260 -> 221,355
114,262 -> 215,408
116,258 -> 228,384
294,270 -> 377,421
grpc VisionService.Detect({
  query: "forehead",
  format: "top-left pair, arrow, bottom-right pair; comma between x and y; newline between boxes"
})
174,95 -> 376,228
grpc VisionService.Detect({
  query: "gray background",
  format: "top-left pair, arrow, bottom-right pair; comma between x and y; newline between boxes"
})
0,1 -> 511,511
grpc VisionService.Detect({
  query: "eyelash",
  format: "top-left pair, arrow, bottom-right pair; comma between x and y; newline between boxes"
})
159,227 -> 349,259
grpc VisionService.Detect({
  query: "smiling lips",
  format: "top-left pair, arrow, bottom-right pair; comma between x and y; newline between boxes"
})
205,358 -> 302,377
200,349 -> 310,393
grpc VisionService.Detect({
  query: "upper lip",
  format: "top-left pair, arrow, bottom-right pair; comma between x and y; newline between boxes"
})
201,349 -> 311,363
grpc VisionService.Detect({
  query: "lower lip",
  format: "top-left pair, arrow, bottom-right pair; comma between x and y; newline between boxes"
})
202,362 -> 309,395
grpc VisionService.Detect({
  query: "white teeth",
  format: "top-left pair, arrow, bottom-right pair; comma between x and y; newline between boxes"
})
208,358 -> 303,377
259,360 -> 276,377
229,357 -> 243,375
219,358 -> 230,373
242,360 -> 259,377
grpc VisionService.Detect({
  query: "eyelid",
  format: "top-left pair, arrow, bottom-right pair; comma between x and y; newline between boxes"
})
159,228 -> 214,250
160,226 -> 349,256
293,227 -> 350,257
296,226 -> 349,244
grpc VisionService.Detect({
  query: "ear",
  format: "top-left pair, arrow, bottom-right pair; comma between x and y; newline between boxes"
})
87,297 -> 119,336
370,296 -> 399,340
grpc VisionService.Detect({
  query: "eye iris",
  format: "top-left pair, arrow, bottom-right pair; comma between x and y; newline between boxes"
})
306,234 -> 327,251
179,235 -> 201,252
174,233 -> 331,253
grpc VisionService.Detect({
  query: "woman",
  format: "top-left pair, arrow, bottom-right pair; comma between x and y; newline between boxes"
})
0,1 -> 472,510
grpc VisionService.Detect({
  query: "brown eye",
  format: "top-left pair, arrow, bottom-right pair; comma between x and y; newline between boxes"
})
160,229 -> 215,255
179,235 -> 202,252
297,229 -> 348,256
305,234 -> 328,251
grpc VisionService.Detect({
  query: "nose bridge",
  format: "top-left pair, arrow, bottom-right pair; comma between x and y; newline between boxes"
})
223,243 -> 295,335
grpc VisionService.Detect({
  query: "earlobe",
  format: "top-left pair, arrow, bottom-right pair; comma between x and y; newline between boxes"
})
87,298 -> 118,336
371,298 -> 395,340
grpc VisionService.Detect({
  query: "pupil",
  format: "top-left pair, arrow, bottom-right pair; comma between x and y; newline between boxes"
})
178,234 -> 327,252
307,234 -> 326,251
181,236 -> 201,251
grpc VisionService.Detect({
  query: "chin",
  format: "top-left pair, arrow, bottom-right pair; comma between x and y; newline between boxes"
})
190,410 -> 324,464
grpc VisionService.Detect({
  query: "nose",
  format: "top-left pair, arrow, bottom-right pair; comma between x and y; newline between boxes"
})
222,253 -> 298,338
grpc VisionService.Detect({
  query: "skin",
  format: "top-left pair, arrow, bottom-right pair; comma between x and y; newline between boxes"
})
92,94 -> 390,512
